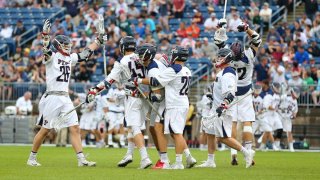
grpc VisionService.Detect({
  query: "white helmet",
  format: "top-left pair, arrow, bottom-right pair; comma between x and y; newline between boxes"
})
253,83 -> 262,95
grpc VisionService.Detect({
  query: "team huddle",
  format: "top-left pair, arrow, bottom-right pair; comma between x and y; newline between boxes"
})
26,15 -> 299,170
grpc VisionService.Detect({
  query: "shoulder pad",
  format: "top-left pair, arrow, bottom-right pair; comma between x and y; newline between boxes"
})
223,66 -> 236,76
147,60 -> 158,71
170,64 -> 182,74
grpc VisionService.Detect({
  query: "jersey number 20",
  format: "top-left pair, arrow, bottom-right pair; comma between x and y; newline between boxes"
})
56,66 -> 71,82
180,76 -> 191,95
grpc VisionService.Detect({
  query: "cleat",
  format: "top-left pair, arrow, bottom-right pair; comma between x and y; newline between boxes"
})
118,154 -> 133,167
152,160 -> 171,169
231,158 -> 238,166
171,162 -> 184,169
78,158 -> 96,167
195,160 -> 216,168
139,158 -> 152,169
186,156 -> 197,168
251,160 -> 255,166
244,150 -> 255,168
27,159 -> 41,166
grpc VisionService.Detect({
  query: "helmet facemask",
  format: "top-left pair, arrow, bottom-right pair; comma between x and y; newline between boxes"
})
55,38 -> 71,55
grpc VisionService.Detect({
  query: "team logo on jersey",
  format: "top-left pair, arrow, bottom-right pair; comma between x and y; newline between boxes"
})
58,59 -> 70,65
44,120 -> 48,125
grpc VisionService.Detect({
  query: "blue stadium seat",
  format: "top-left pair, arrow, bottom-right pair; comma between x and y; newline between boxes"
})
95,68 -> 103,75
169,18 -> 181,25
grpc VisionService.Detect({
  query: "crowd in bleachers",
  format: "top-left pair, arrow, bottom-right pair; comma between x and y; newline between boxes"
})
0,0 -> 320,104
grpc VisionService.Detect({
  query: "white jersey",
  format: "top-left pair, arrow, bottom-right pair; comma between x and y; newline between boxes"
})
106,88 -> 125,112
156,64 -> 191,109
212,67 -> 238,115
147,59 -> 167,97
278,95 -> 298,118
44,52 -> 78,92
94,94 -> 108,118
230,48 -> 255,96
253,95 -> 264,119
263,93 -> 280,116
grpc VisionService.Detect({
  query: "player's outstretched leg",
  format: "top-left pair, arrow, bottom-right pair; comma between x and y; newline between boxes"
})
230,122 -> 238,165
152,122 -> 170,169
69,125 -> 96,167
118,133 -> 134,167
27,127 -> 50,166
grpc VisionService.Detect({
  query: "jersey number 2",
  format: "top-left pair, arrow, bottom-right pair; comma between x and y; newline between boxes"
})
236,67 -> 246,80
56,66 -> 71,82
180,76 -> 190,95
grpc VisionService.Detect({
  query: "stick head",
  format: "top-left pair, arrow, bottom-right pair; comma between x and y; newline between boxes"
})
97,14 -> 105,34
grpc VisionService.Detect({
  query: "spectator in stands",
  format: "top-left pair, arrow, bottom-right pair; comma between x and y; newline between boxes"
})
74,64 -> 90,83
228,13 -> 242,32
193,9 -> 204,25
227,6 -> 238,21
148,0 -> 159,14
117,12 -> 132,36
176,21 -> 188,38
31,33 -> 42,50
256,47 -> 268,62
62,0 -> 79,18
288,71 -> 304,88
271,45 -> 284,63
254,56 -> 269,82
302,69 -> 315,92
181,32 -> 196,50
204,13 -> 218,32
134,32 -> 144,46
268,59 -> 286,84
104,6 -> 117,26
61,14 -> 76,36
116,0 -> 128,16
266,36 -> 280,55
135,19 -> 146,38
140,2 -> 148,18
0,23 -> 13,39
295,46 -> 310,65
16,91 -> 32,115
175,37 -> 182,46
311,70 -> 320,105
293,31 -> 308,45
186,18 -> 200,38
158,37 -> 171,55
192,39 -> 204,58
201,37 -> 218,60
12,19 -> 26,46
30,68 -> 45,83
77,32 -> 91,48
243,7 -> 252,25
252,8 -> 261,26
307,39 -> 320,57
173,0 -> 185,18
259,2 -> 272,29
260,80 -> 272,98
305,0 -> 318,21
158,0 -> 169,32
283,28 -> 293,43
127,3 -> 140,19
282,47 -> 295,63
145,12 -> 157,34
267,26 -> 283,43
300,14 -> 313,28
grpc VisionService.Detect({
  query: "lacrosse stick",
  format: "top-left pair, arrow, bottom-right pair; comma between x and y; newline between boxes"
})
51,102 -> 86,131
97,14 -> 107,77
223,0 -> 228,19
202,91 -> 252,129
119,62 -> 164,121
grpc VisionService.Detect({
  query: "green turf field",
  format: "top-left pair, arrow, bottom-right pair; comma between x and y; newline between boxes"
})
0,146 -> 319,180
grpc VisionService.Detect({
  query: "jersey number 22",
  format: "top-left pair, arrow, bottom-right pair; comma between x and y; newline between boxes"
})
180,76 -> 191,95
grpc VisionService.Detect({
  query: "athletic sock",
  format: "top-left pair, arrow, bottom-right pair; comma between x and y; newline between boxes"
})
260,143 -> 266,149
139,147 -> 148,160
289,142 -> 294,150
76,152 -> 85,159
244,141 -> 253,150
29,151 -> 37,160
231,148 -> 237,156
176,154 -> 183,163
119,134 -> 125,141
160,152 -> 169,163
108,134 -> 113,142
183,148 -> 191,158
127,141 -> 135,155
275,140 -> 280,148
208,154 -> 214,162
240,146 -> 249,156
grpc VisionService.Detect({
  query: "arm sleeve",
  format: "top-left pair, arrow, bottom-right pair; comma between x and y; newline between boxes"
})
244,48 -> 255,64
148,68 -> 160,78
42,51 -> 55,65
155,68 -> 176,87
106,61 -> 129,82
221,73 -> 237,97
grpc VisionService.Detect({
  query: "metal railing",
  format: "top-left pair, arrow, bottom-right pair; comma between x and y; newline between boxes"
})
270,5 -> 288,26
19,26 -> 39,47
0,44 -> 9,59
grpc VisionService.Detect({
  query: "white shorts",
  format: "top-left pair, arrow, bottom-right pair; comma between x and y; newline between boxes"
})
37,94 -> 78,129
124,96 -> 148,127
202,118 -> 215,135
149,100 -> 165,126
108,111 -> 124,130
232,94 -> 255,122
252,118 -> 262,134
80,111 -> 96,130
260,113 -> 273,132
164,108 -> 188,134
213,114 -> 233,138
272,113 -> 283,130
281,117 -> 292,132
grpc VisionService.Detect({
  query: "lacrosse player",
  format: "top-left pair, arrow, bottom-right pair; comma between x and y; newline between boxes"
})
226,22 -> 261,165
259,82 -> 282,151
278,87 -> 299,152
79,97 -> 96,147
131,44 -> 172,169
93,94 -> 108,148
211,48 -> 255,168
27,18 -> 106,167
106,82 -> 126,147
132,46 -> 197,169
196,85 -> 217,168
252,84 -> 264,136
86,36 -> 152,169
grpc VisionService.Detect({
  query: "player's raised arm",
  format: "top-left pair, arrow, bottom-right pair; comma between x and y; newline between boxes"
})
41,19 -> 53,64
237,22 -> 262,53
